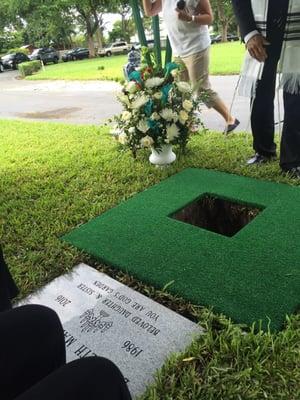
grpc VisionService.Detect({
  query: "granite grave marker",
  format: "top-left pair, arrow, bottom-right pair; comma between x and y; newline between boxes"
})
22,264 -> 201,398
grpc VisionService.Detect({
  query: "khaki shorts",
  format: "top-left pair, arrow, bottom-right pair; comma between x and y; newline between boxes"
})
175,47 -> 220,108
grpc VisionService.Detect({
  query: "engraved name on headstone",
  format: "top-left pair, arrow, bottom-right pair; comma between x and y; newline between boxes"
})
23,264 -> 201,398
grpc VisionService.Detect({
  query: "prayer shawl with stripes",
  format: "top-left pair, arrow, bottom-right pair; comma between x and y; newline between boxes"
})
238,0 -> 300,97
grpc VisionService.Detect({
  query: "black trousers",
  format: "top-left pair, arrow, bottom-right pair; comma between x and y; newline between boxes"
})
251,1 -> 300,169
0,305 -> 132,400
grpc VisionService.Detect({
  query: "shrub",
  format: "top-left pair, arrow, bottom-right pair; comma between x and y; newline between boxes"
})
8,47 -> 30,55
18,60 -> 42,77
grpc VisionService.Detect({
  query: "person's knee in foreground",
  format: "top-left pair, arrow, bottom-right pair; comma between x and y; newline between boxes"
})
232,0 -> 300,178
0,248 -> 131,400
142,0 -> 240,133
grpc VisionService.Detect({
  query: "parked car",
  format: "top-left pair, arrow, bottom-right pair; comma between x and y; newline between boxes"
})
29,47 -> 59,64
1,52 -> 30,70
62,48 -> 90,62
130,39 -> 155,50
98,41 -> 130,57
210,33 -> 239,44
0,59 -> 4,72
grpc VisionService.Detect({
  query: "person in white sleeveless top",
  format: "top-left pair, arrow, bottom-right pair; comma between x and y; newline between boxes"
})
143,0 -> 240,133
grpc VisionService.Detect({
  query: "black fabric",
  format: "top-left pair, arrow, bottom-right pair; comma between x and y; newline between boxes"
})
233,0 -> 300,169
0,305 -> 132,400
280,91 -> 300,169
231,0 -> 257,39
0,305 -> 66,400
15,357 -> 132,400
0,246 -> 19,311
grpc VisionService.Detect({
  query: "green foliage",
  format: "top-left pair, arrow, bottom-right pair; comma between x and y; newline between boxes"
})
210,0 -> 238,38
108,19 -> 136,43
18,60 -> 42,77
0,31 -> 24,54
8,47 -> 29,55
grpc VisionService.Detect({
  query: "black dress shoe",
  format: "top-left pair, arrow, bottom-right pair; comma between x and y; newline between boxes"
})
282,166 -> 300,179
246,153 -> 276,165
224,118 -> 240,134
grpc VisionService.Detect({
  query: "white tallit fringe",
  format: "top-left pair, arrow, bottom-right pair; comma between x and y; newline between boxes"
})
279,73 -> 300,94
238,0 -> 300,98
238,52 -> 264,97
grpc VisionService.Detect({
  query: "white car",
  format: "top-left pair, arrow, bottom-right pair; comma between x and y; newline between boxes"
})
98,41 -> 130,57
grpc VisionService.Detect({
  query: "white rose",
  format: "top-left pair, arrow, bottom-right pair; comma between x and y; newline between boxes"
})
160,108 -> 174,122
132,95 -> 149,109
183,99 -> 193,112
166,123 -> 180,141
126,81 -> 138,94
179,110 -> 189,124
140,135 -> 154,147
177,81 -> 191,93
145,77 -> 165,88
137,119 -> 149,133
151,112 -> 160,121
118,132 -> 128,145
153,92 -> 163,100
121,111 -> 131,121
128,127 -> 135,134
171,68 -> 179,77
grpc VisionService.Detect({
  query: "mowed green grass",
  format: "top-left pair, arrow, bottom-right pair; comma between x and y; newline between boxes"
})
27,42 -> 245,81
0,119 -> 299,399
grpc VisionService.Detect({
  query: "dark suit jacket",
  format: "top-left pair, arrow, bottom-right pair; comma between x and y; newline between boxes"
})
231,0 -> 258,40
0,246 -> 19,311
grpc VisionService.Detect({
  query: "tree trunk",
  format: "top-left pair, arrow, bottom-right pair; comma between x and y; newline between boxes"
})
88,34 -> 95,57
86,18 -> 96,57
95,28 -> 103,50
221,22 -> 228,42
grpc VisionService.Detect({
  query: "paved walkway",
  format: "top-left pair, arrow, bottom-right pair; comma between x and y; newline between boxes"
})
0,70 -> 283,132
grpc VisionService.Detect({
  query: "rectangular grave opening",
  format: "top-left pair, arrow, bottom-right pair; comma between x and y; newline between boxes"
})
171,195 -> 264,237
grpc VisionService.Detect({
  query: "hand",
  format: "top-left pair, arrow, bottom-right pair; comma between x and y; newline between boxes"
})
246,34 -> 270,62
175,8 -> 192,22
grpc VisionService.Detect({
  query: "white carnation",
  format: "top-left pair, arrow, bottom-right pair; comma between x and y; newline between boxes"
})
110,125 -> 122,136
117,94 -> 130,107
177,81 -> 191,93
140,135 -> 154,147
132,95 -> 149,109
160,108 -> 175,122
145,77 -> 164,89
166,123 -> 180,142
137,119 -> 149,133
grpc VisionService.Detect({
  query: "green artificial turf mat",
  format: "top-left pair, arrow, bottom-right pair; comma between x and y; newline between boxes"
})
63,168 -> 300,330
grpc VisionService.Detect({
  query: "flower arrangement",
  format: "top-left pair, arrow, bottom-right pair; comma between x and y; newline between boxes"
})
111,58 -> 205,158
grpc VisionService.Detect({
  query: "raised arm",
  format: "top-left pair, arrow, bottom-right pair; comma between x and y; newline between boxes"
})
194,0 -> 213,25
176,0 -> 213,25
142,0 -> 162,17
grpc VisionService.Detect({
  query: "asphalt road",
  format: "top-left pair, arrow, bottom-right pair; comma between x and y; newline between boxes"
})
0,69 -> 283,132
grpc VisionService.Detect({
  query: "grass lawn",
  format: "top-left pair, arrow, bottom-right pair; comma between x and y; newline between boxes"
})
27,42 -> 245,81
0,119 -> 299,399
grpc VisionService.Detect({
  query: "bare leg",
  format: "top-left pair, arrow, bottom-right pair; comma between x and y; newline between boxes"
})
212,97 -> 235,125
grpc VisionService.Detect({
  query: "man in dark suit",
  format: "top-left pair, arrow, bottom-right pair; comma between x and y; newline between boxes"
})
0,245 -> 19,311
232,0 -> 300,178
